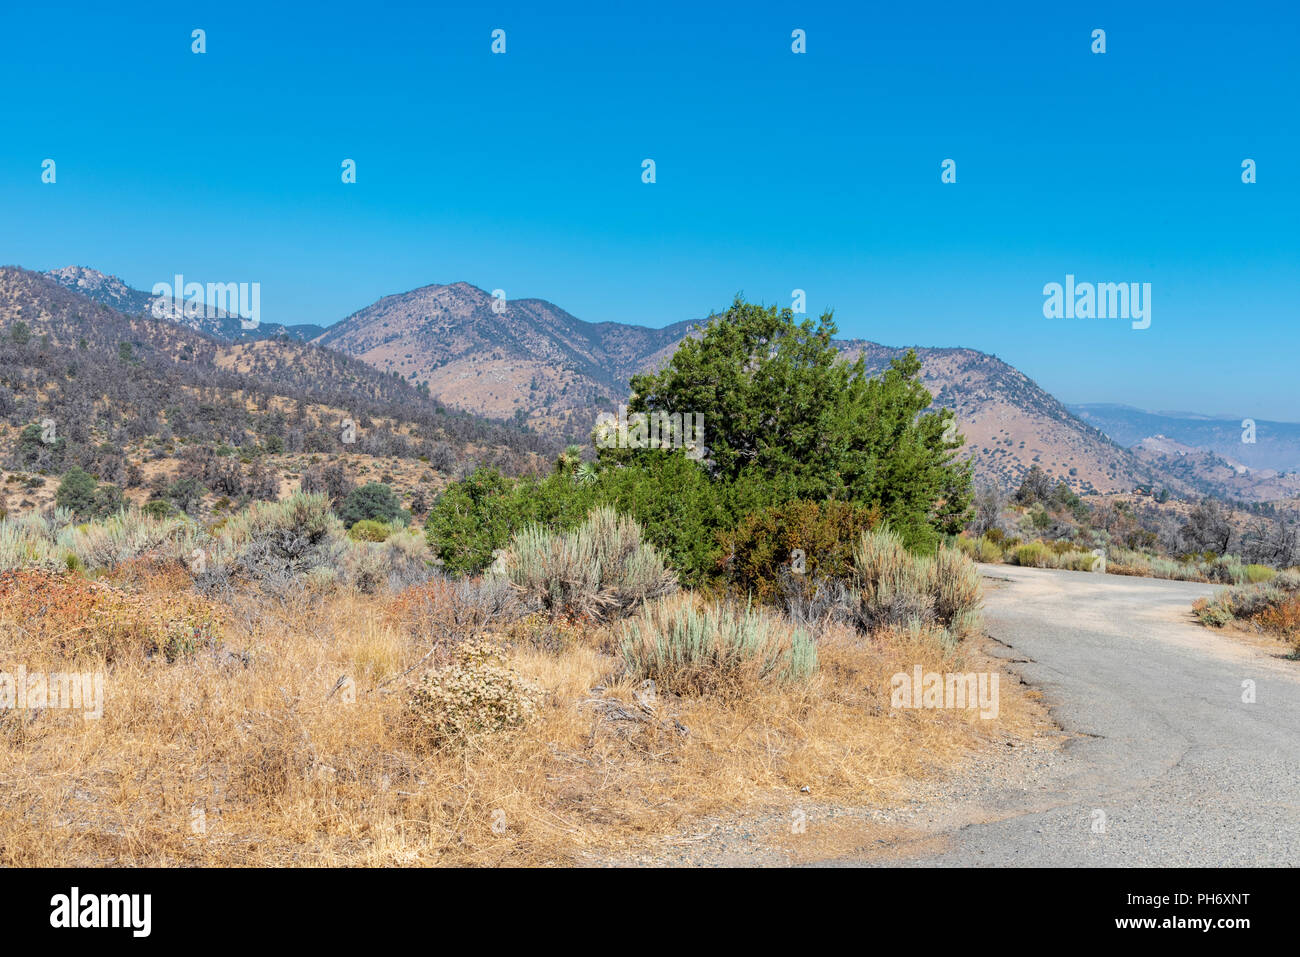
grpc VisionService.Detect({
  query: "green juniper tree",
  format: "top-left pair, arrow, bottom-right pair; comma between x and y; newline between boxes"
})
620,296 -> 972,549
55,466 -> 99,520
339,481 -> 406,527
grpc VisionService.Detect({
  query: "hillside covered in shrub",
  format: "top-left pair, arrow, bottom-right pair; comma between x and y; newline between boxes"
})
0,266 -> 556,522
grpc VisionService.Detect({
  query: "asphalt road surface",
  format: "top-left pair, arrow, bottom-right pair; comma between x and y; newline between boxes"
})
844,564 -> 1300,866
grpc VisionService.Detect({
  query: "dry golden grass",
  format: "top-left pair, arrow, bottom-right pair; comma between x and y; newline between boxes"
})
0,573 -> 1048,866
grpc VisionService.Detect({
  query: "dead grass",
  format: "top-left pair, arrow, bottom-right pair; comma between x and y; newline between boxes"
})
0,573 -> 1048,866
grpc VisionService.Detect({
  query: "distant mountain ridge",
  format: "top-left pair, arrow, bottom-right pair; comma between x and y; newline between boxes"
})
1127,434 -> 1300,502
0,266 -> 549,464
314,281 -> 699,435
0,266 -> 554,517
1070,403 -> 1300,474
31,267 -> 1297,502
43,266 -> 325,343
837,341 -> 1175,496
44,266 -> 155,314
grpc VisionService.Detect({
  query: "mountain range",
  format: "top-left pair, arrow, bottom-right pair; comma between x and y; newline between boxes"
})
35,266 -> 1300,503
0,266 -> 549,515
45,266 -> 326,343
314,281 -> 698,436
1070,403 -> 1300,473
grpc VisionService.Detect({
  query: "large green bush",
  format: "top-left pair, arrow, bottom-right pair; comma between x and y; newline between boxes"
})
621,296 -> 972,550
585,453 -> 730,584
424,467 -> 598,576
425,299 -> 972,582
425,458 -> 725,585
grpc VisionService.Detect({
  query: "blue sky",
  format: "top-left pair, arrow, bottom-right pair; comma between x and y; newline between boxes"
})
2,1 -> 1296,418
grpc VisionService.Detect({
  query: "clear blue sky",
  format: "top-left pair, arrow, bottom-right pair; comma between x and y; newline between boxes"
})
2,1 -> 1296,418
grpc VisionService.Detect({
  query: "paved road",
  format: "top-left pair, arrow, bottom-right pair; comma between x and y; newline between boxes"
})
845,565 -> 1300,866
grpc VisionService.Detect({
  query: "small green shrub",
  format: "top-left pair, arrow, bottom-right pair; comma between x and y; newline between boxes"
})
952,535 -> 1003,564
339,482 -> 405,527
348,519 -> 391,542
619,593 -> 818,694
142,499 -> 175,520
497,507 -> 676,621
1243,564 -> 1277,584
1010,542 -> 1055,568
853,526 -> 936,629
932,545 -> 983,633
851,527 -> 983,638
1193,598 -> 1234,628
